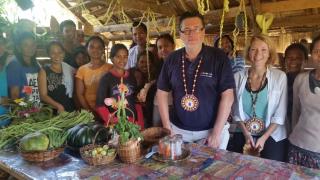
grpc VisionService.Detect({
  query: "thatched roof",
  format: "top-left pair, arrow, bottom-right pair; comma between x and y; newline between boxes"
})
57,0 -> 320,40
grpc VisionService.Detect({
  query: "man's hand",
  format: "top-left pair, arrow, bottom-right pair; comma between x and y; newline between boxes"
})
163,124 -> 172,135
206,133 -> 221,148
156,89 -> 171,134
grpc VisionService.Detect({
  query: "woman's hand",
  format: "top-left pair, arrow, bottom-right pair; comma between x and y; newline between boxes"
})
57,104 -> 65,113
255,136 -> 267,152
244,132 -> 255,148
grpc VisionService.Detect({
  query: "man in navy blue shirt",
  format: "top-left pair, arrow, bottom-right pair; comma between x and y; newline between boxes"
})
157,12 -> 235,149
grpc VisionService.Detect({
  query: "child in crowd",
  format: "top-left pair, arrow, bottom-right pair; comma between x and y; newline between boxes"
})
72,46 -> 89,69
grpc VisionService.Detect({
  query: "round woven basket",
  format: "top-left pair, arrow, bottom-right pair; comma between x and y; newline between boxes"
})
80,144 -> 116,166
142,127 -> 170,147
80,129 -> 116,166
19,147 -> 64,162
117,139 -> 141,163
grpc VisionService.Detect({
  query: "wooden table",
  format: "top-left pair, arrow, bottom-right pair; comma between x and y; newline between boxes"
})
0,143 -> 319,179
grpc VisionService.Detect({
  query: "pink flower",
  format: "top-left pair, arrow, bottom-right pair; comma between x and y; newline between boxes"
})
104,98 -> 117,109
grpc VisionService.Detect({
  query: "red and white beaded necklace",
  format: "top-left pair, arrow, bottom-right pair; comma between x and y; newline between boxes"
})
180,53 -> 202,112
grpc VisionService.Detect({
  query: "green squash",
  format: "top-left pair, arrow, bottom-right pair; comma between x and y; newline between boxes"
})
67,123 -> 112,148
20,132 -> 49,151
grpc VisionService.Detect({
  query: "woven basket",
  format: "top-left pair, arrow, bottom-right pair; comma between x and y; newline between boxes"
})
19,147 -> 64,162
142,127 -> 170,147
80,129 -> 116,166
117,139 -> 141,163
80,144 -> 116,166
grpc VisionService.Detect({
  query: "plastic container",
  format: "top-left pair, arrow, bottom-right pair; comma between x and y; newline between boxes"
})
158,134 -> 184,160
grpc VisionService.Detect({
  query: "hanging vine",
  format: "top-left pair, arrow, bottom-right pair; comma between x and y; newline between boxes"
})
167,15 -> 177,43
98,0 -> 118,25
232,0 -> 248,57
76,0 -> 89,14
178,0 -> 188,12
219,0 -> 230,48
119,7 -> 131,23
197,0 -> 210,15
146,8 -> 151,82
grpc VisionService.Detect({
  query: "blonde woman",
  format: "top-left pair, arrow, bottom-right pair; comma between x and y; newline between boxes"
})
232,34 -> 288,161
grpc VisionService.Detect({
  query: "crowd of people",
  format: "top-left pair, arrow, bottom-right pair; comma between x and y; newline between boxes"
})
0,11 -> 319,169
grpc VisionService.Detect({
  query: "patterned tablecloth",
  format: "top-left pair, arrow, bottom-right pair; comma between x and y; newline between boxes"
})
0,143 -> 320,180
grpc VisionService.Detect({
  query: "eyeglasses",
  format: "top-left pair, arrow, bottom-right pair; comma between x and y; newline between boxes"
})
180,27 -> 204,35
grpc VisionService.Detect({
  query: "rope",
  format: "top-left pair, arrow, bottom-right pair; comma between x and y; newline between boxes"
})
197,0 -> 210,15
98,0 -> 117,25
119,7 -> 131,23
146,8 -> 151,82
218,0 -> 230,47
256,13 -> 274,35
149,10 -> 160,36
167,15 -> 177,43
232,0 -> 248,57
76,0 -> 87,12
178,0 -> 188,11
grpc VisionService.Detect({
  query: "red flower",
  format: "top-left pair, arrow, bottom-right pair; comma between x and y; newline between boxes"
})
118,83 -> 129,94
22,86 -> 33,95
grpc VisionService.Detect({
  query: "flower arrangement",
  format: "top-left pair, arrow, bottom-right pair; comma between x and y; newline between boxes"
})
104,78 -> 142,145
0,86 -> 53,124
13,86 -> 40,118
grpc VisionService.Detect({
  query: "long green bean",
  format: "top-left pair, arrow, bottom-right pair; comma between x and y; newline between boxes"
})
0,110 -> 94,149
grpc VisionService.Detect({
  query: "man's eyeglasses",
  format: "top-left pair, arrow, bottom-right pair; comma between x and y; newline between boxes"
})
180,27 -> 204,35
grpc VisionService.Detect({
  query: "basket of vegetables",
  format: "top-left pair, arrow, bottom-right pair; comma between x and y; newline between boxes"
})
19,130 -> 67,162
80,129 -> 116,166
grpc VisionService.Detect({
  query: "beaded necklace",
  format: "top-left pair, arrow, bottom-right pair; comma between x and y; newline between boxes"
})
245,70 -> 266,135
180,53 -> 202,112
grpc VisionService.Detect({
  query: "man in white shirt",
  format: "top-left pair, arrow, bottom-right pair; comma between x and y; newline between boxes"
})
126,22 -> 147,69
